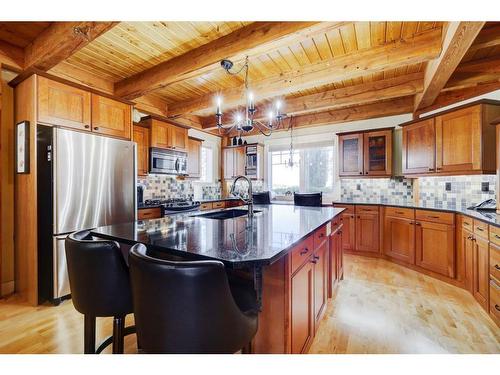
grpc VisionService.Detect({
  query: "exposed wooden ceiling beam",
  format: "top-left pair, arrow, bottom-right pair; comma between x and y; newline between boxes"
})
414,22 -> 485,111
133,94 -> 169,118
115,21 -> 342,100
0,40 -> 24,70
442,55 -> 500,90
48,61 -> 115,94
24,22 -> 118,72
169,28 -> 442,117
209,72 -> 424,126
225,97 -> 414,137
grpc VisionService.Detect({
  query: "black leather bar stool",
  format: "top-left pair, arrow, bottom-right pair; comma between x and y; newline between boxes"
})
65,230 -> 135,354
294,192 -> 322,207
129,243 -> 259,354
252,191 -> 271,204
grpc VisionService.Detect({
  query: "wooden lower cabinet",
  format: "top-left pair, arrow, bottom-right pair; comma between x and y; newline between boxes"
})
137,207 -> 162,220
472,236 -> 489,310
490,278 -> 500,325
462,228 -> 475,293
341,213 -> 355,251
328,224 -> 344,298
383,216 -> 415,264
313,240 -> 328,327
290,260 -> 314,354
415,220 -> 455,278
355,212 -> 379,253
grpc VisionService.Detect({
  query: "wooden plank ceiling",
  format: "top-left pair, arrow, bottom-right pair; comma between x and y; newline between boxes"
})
1,21 -> 499,134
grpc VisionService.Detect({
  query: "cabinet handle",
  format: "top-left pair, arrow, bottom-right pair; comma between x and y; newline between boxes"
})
428,168 -> 435,171
395,211 -> 405,214
313,255 -> 320,260
300,248 -> 309,256
496,305 -> 500,312
463,222 -> 470,226
319,233 -> 325,238
436,167 -> 442,171
494,234 -> 500,239
311,259 -> 318,264
475,227 -> 484,232
495,264 -> 500,270
427,215 -> 440,219
415,222 -> 421,226
467,235 -> 473,240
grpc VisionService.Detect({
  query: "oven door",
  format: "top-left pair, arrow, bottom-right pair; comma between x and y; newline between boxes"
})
150,148 -> 177,174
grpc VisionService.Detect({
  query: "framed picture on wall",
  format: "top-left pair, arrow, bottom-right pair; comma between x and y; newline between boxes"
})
16,120 -> 30,174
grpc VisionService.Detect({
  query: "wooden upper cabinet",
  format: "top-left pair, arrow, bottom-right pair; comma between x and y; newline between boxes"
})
150,119 -> 170,149
234,146 -> 246,176
363,129 -> 392,176
435,106 -> 481,173
133,125 -> 150,176
402,118 -> 436,174
339,133 -> 363,176
91,94 -> 131,139
187,137 -> 202,178
223,148 -> 235,179
169,124 -> 188,151
38,76 -> 91,131
149,118 -> 188,151
222,146 -> 246,180
401,101 -> 500,176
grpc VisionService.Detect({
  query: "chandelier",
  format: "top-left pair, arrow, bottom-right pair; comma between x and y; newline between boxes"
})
215,57 -> 286,136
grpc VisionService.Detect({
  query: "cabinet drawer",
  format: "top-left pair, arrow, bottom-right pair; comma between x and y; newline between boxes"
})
416,209 -> 454,225
385,206 -> 414,220
473,220 -> 489,239
491,243 -> 500,281
334,204 -> 354,214
291,236 -> 314,275
213,201 -> 225,209
490,278 -> 500,322
355,205 -> 379,214
200,203 -> 213,211
314,225 -> 328,249
138,207 -> 162,220
461,215 -> 473,230
490,225 -> 500,247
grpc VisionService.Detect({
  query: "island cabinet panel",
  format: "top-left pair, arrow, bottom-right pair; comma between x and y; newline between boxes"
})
291,236 -> 314,275
472,236 -> 490,310
133,125 -> 149,176
435,106 -> 481,173
334,204 -> 355,251
490,278 -> 500,326
91,94 -> 132,139
462,227 -> 475,293
402,118 -> 436,174
290,260 -> 314,354
363,130 -> 392,176
38,76 -> 91,131
490,243 -> 500,282
328,222 -> 343,298
383,215 -> 415,264
339,133 -> 363,176
415,220 -> 455,278
355,206 -> 379,253
313,240 -> 328,328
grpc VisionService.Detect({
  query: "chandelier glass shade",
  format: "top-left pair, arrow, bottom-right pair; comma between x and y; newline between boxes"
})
215,58 -> 286,136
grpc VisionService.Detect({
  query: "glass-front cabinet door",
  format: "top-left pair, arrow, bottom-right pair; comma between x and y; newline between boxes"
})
363,130 -> 392,176
339,134 -> 363,176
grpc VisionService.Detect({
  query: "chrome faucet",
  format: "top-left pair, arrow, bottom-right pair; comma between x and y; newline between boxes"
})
230,175 -> 254,219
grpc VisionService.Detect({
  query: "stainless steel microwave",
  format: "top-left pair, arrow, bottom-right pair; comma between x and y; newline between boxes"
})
149,147 -> 187,175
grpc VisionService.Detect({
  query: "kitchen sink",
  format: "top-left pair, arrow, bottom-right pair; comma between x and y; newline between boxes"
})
193,209 -> 260,220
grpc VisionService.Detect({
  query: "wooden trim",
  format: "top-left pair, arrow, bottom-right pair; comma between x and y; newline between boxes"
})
401,98 -> 500,126
14,75 -> 38,305
336,127 -> 395,137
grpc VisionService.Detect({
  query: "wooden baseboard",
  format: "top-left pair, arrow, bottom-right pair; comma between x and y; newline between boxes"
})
1,280 -> 14,297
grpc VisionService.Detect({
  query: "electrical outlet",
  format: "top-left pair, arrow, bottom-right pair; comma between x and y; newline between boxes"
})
356,184 -> 361,191
481,182 -> 489,192
445,182 -> 451,191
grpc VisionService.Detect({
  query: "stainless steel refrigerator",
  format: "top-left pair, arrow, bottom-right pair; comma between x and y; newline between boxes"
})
37,125 -> 136,304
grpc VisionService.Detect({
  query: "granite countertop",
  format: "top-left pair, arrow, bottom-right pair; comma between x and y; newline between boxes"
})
333,199 -> 500,227
137,203 -> 163,209
91,204 -> 344,267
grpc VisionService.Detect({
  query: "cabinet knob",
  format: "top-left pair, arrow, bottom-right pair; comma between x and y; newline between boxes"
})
428,168 -> 435,171
436,167 -> 442,171
496,304 -> 500,312
84,125 -> 90,129
313,255 -> 320,261
300,248 -> 309,256
359,172 -> 362,175
495,264 -> 500,270
311,259 -> 318,264
415,222 -> 421,226
365,172 -> 368,174
94,127 -> 99,130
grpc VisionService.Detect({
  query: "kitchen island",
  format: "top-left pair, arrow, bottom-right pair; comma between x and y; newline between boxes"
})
91,204 -> 345,353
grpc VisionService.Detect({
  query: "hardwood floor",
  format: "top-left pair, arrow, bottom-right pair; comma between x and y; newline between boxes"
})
0,254 -> 498,354
310,255 -> 500,354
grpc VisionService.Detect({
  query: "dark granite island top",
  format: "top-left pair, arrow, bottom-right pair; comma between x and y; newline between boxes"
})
91,204 -> 344,268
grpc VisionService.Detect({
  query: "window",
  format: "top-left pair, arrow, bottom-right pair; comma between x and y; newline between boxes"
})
270,144 -> 334,198
200,146 -> 214,183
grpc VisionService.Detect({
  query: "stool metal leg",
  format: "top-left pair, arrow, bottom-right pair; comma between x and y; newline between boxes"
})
84,315 -> 96,354
112,316 -> 125,354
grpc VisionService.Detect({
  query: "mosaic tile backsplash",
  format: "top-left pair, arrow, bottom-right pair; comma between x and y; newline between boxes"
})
340,175 -> 497,208
417,175 -> 496,209
341,178 -> 414,204
138,175 -> 223,201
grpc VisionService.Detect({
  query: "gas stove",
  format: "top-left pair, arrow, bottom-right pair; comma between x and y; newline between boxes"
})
143,198 -> 201,215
